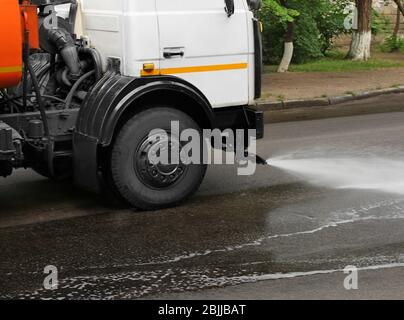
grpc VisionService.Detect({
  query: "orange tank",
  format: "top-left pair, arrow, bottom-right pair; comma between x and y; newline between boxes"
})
0,0 -> 23,88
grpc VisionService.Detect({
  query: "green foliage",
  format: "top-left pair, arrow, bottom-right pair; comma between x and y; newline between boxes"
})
372,9 -> 391,35
260,0 -> 351,64
260,0 -> 398,66
287,57 -> 404,72
291,6 -> 324,64
261,0 -> 299,23
380,34 -> 404,52
316,0 -> 351,54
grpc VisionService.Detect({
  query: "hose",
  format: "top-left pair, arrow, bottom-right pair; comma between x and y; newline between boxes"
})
0,94 -> 64,106
22,31 -> 30,111
31,94 -> 65,104
21,11 -> 50,138
64,70 -> 95,110
79,47 -> 103,82
27,59 -> 50,138
46,28 -> 81,78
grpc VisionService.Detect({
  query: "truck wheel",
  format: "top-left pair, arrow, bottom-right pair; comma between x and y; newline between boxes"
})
110,107 -> 207,210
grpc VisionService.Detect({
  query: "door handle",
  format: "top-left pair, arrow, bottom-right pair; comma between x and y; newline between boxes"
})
163,49 -> 185,59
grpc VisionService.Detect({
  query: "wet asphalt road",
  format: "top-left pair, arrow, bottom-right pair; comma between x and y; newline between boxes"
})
2,106 -> 404,300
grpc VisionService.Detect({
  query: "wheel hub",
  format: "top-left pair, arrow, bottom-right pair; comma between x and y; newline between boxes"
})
135,133 -> 187,189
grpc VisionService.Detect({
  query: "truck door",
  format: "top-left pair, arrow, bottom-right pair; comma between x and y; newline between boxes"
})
155,0 -> 250,108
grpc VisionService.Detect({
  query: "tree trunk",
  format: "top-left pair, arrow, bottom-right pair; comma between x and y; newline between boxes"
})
394,7 -> 401,37
347,0 -> 372,61
278,21 -> 294,73
394,0 -> 404,17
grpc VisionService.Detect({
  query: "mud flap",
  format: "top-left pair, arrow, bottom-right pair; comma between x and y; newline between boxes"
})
73,132 -> 100,192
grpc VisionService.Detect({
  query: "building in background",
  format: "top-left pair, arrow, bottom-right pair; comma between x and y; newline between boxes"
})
375,0 -> 403,35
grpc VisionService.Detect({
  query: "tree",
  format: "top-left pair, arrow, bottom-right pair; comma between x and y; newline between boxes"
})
262,0 -> 299,72
278,1 -> 295,72
261,0 -> 351,66
347,0 -> 373,61
379,0 -> 403,52
394,0 -> 404,16
393,6 -> 401,38
317,0 -> 352,54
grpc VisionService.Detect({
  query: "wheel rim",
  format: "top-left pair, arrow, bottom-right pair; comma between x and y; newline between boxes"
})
134,132 -> 187,189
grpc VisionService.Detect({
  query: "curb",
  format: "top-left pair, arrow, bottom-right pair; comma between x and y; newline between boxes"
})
256,86 -> 404,112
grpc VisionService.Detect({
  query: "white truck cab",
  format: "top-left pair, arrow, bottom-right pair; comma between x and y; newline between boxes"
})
61,0 -> 261,108
0,0 -> 263,210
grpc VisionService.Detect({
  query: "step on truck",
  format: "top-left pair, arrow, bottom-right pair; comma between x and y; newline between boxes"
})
0,0 -> 264,210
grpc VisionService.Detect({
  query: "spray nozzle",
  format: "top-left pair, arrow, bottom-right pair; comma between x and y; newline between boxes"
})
256,155 -> 269,166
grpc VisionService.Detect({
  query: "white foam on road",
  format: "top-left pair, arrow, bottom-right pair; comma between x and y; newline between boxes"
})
208,263 -> 404,283
15,262 -> 404,300
136,199 -> 404,266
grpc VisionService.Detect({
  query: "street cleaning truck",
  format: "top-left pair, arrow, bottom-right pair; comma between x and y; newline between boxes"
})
0,0 -> 264,210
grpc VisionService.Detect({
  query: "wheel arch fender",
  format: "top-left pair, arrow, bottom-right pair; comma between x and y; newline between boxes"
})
73,74 -> 215,192
99,78 -> 216,147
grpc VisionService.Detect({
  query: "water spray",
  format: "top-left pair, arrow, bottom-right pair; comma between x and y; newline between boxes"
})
268,156 -> 404,196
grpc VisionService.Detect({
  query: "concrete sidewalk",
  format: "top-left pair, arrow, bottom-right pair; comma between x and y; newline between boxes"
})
261,68 -> 404,102
259,91 -> 404,123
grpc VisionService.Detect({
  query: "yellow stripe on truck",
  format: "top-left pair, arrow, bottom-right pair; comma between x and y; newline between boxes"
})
141,63 -> 248,77
0,66 -> 22,74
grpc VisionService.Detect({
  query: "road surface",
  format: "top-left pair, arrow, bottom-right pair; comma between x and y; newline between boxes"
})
1,104 -> 404,300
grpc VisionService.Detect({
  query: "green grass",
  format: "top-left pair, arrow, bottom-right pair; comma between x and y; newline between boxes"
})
264,55 -> 404,74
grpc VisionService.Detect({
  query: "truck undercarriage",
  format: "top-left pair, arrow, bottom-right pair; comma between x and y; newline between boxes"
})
0,0 -> 100,179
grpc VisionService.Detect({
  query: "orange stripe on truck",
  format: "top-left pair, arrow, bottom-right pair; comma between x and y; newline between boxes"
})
141,63 -> 248,77
0,66 -> 23,74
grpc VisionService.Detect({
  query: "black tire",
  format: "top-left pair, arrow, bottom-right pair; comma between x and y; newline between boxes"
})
110,107 -> 207,210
